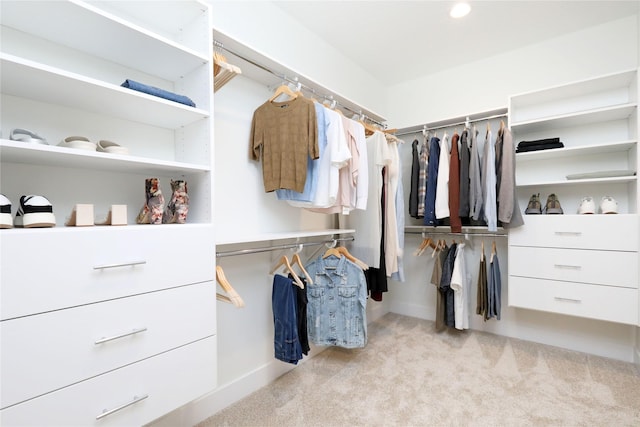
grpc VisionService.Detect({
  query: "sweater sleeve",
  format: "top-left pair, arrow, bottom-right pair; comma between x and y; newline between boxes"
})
250,107 -> 262,161
308,101 -> 319,160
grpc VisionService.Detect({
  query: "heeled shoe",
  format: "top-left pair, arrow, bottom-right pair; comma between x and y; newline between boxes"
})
162,179 -> 189,224
136,178 -> 164,225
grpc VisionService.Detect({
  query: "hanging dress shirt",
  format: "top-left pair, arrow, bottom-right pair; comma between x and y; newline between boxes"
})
458,129 -> 471,218
417,135 -> 429,218
482,129 -> 498,232
448,132 -> 462,233
450,243 -> 470,330
423,136 -> 440,226
435,133 -> 450,219
469,127 -> 484,222
497,128 -> 524,228
409,139 -> 420,218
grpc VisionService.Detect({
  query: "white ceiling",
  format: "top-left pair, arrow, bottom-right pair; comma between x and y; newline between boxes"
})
273,1 -> 640,86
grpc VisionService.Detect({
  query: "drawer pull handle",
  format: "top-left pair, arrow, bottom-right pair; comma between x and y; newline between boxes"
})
554,231 -> 582,236
96,394 -> 149,420
554,296 -> 581,303
93,260 -> 147,270
94,327 -> 148,345
553,264 -> 582,270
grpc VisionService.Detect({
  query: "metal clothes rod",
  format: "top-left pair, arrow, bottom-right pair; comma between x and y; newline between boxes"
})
213,40 -> 386,129
216,236 -> 355,258
395,113 -> 508,137
406,227 -> 508,238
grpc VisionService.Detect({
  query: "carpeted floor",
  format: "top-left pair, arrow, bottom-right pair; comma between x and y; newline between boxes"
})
198,313 -> 640,427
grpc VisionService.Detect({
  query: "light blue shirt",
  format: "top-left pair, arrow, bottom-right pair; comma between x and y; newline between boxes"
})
305,254 -> 367,348
276,102 -> 327,202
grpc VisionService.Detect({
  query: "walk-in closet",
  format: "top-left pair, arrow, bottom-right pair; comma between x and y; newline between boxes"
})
1,1 -> 639,426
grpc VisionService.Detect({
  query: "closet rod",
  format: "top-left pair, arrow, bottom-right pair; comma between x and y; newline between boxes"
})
406,228 -> 507,238
213,40 -> 386,130
395,113 -> 508,137
216,236 -> 355,258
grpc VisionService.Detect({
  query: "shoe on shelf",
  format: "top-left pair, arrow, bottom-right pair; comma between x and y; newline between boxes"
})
600,196 -> 618,214
58,136 -> 96,151
577,196 -> 596,214
543,193 -> 563,214
136,178 -> 164,225
524,193 -> 542,214
97,140 -> 129,155
14,195 -> 56,228
162,179 -> 189,224
1,194 -> 13,229
10,128 -> 48,145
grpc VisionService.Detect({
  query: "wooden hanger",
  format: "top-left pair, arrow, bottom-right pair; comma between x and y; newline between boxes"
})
490,240 -> 497,263
215,265 -> 245,308
270,255 -> 304,288
414,237 -> 435,257
337,246 -> 368,270
291,252 -> 313,284
323,247 -> 342,259
269,84 -> 298,102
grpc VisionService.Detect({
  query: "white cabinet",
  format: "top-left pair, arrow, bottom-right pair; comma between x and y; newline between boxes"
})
0,1 -> 216,424
508,70 -> 639,325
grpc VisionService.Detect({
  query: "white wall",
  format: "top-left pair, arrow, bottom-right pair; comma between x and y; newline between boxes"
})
207,0 -> 388,118
387,15 -> 639,129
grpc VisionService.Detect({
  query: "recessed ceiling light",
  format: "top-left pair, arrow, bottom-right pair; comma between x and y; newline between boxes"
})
450,2 -> 471,18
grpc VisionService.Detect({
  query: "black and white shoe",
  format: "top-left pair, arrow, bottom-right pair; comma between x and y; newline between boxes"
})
15,195 -> 56,228
0,194 -> 13,229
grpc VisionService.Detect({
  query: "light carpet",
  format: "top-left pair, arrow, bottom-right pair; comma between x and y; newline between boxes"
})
198,313 -> 640,426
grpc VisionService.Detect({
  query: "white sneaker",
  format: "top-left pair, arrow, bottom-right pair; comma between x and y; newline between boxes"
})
600,196 -> 618,214
0,194 -> 13,228
15,195 -> 56,228
577,196 -> 595,214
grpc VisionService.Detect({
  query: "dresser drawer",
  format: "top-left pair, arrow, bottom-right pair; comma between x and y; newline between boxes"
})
0,225 -> 214,320
0,336 -> 217,426
508,276 -> 638,325
509,246 -> 638,288
509,214 -> 638,251
1,282 -> 216,409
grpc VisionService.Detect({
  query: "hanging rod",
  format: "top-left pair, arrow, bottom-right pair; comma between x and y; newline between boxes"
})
216,236 -> 355,258
405,226 -> 508,238
213,39 -> 386,130
395,112 -> 508,137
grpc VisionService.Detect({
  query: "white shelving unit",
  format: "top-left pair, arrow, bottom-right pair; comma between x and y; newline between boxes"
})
508,69 -> 639,327
0,1 -> 217,425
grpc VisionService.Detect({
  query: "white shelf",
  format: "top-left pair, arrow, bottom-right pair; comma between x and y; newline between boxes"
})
0,0 -> 208,81
0,139 -> 210,175
1,54 -> 209,130
216,229 -> 355,246
510,103 -> 637,133
515,140 -> 637,163
516,175 -> 636,188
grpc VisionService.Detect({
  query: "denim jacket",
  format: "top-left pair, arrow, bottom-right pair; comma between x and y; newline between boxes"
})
305,254 -> 367,348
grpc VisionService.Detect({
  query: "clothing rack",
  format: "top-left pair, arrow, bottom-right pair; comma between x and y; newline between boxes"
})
405,226 -> 508,239
395,111 -> 508,137
216,236 -> 355,258
213,39 -> 387,130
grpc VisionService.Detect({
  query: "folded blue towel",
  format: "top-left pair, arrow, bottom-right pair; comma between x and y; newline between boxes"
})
121,79 -> 196,107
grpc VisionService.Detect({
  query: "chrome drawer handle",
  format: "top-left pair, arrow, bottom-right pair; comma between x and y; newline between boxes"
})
94,327 -> 147,345
554,296 -> 581,303
96,394 -> 149,420
554,264 -> 582,270
554,231 -> 582,236
93,260 -> 147,270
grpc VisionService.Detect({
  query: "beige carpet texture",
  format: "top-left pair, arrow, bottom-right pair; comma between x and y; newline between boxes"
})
199,313 -> 640,427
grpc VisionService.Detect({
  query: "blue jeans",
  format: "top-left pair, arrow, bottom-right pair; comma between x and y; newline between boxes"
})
272,274 -> 302,364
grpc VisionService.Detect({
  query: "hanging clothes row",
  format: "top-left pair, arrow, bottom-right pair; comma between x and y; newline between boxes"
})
270,244 -> 369,365
409,122 -> 523,233
416,236 -> 502,331
251,85 -> 406,295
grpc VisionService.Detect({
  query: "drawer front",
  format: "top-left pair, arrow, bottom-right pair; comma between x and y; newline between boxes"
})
0,225 -> 214,320
0,336 -> 217,427
509,246 -> 638,288
1,282 -> 216,409
509,214 -> 638,251
508,276 -> 638,325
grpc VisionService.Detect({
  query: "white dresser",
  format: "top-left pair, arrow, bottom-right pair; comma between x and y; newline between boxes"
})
508,69 -> 639,326
0,1 -> 217,425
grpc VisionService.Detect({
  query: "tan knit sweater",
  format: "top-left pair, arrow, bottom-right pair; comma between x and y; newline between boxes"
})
250,97 -> 319,192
